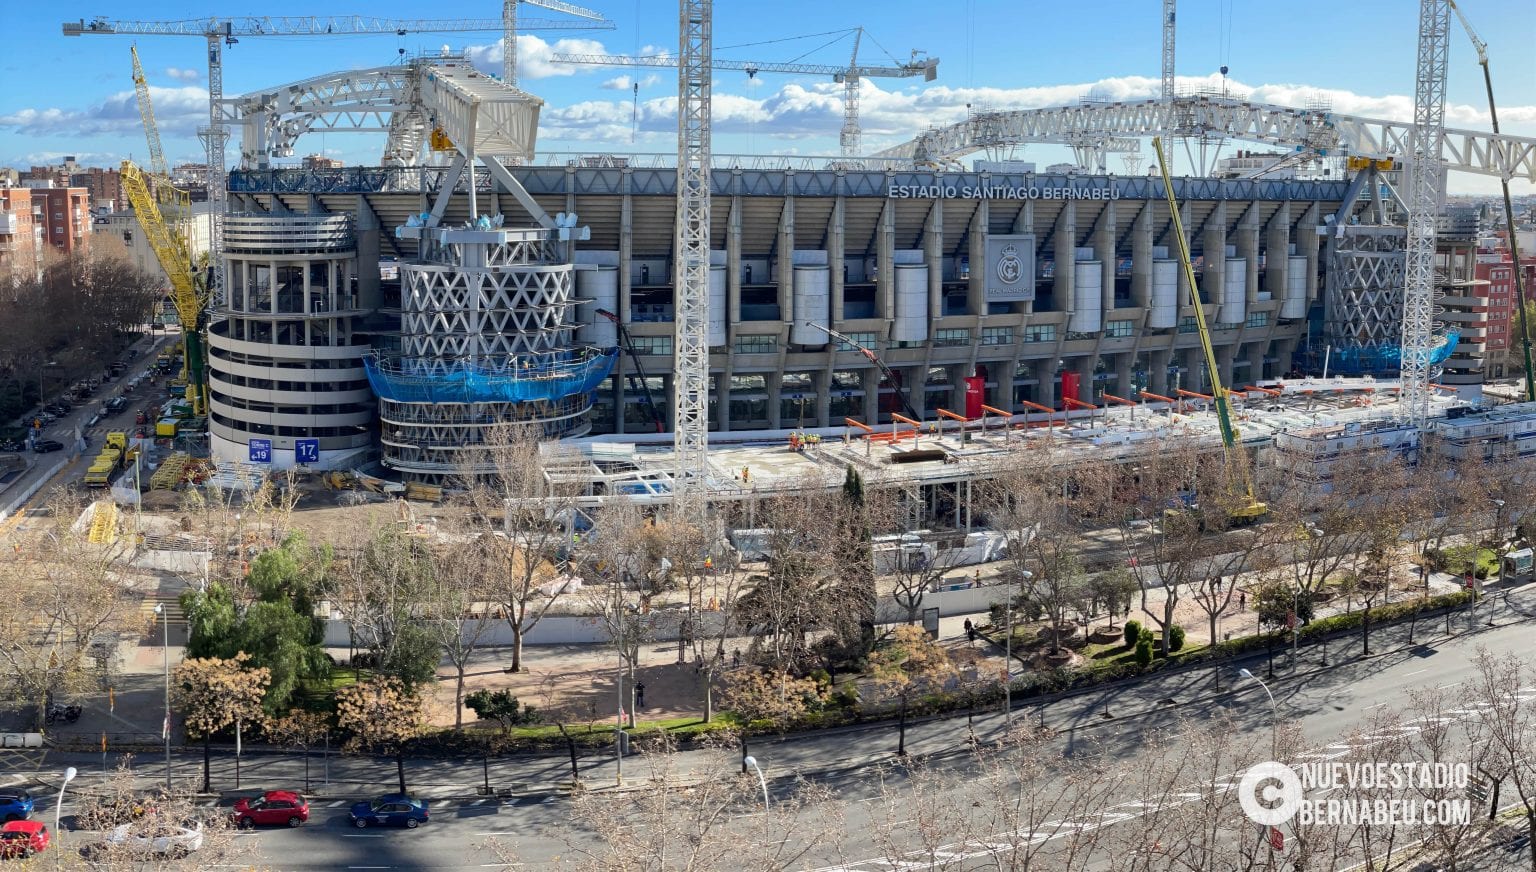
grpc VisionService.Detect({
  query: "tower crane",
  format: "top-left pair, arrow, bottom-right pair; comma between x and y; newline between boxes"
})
552,28 -> 938,159
673,0 -> 713,519
1400,0 -> 1452,428
1447,0 -> 1534,403
63,13 -> 615,307
1152,136 -> 1265,521
502,0 -> 606,88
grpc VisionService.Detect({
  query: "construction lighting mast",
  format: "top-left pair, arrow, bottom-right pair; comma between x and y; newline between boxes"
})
673,0 -> 712,517
63,14 -> 615,307
552,30 -> 937,160
1447,1 -> 1535,402
502,0 -> 606,88
1401,0 -> 1452,427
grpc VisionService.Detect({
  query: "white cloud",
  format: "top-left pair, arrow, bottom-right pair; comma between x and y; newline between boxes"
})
640,74 -> 661,89
0,85 -> 208,138
163,68 -> 200,83
463,34 -> 612,81
600,75 -> 633,91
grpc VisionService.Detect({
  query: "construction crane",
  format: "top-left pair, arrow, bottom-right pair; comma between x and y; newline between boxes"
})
502,0 -> 606,88
801,322 -> 921,423
123,49 -> 208,416
1400,0 -> 1452,428
1152,136 -> 1265,521
672,0 -> 713,518
595,308 -> 665,433
552,28 -> 938,159
63,14 -> 616,309
1448,1 -> 1534,403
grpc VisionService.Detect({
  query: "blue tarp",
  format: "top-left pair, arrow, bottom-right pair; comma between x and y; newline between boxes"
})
365,348 -> 618,404
1301,330 -> 1460,376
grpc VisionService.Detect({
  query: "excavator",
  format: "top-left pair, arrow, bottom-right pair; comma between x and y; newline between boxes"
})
1152,136 -> 1267,523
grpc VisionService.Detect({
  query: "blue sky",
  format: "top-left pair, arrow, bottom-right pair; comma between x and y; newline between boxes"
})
2,0 -> 1533,194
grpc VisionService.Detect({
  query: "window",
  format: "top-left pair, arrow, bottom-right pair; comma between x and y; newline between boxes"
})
981,326 -> 1014,346
1178,316 -> 1199,334
933,328 -> 971,347
1023,324 -> 1056,343
830,370 -> 862,389
729,374 -> 766,391
1013,361 -> 1036,379
1245,311 -> 1270,328
630,336 -> 672,356
926,367 -> 950,385
1105,320 -> 1135,338
835,331 -> 877,352
733,334 -> 776,354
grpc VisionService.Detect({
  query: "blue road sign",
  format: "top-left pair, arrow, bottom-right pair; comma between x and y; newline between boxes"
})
248,438 -> 272,463
295,438 -> 320,464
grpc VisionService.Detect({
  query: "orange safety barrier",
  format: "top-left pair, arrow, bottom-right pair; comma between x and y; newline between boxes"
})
843,417 -> 873,433
1175,388 -> 1212,401
1139,390 -> 1176,403
1017,399 -> 1055,414
980,404 -> 1014,419
891,413 -> 922,427
1062,396 -> 1098,410
1100,393 -> 1138,407
1244,385 -> 1282,397
935,408 -> 969,423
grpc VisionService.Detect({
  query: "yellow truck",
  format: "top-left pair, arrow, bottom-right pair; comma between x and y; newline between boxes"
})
84,433 -> 136,488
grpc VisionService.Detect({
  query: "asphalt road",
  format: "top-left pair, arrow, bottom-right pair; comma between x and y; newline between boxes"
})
16,584 -> 1529,870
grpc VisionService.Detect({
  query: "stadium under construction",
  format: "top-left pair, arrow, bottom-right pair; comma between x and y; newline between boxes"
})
191,45 -> 1536,496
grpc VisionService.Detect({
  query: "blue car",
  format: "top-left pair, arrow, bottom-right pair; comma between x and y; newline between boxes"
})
348,795 -> 429,829
0,791 -> 35,822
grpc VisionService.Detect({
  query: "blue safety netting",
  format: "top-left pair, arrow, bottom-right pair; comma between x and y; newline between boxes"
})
365,348 -> 618,404
1298,330 -> 1460,376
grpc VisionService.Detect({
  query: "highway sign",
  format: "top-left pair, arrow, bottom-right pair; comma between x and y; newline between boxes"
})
295,438 -> 320,464
248,438 -> 272,463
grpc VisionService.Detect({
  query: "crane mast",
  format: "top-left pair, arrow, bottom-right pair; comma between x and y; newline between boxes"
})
1400,0 -> 1452,428
673,0 -> 712,518
503,0 -> 606,88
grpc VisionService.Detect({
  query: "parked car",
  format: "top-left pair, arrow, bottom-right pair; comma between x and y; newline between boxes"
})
349,795 -> 429,829
105,397 -> 128,414
0,792 -> 35,822
86,822 -> 203,859
232,791 -> 308,828
32,441 -> 63,454
0,440 -> 22,452
0,821 -> 48,859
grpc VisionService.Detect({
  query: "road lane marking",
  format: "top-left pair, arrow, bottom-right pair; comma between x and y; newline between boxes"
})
342,834 -> 384,838
474,832 -> 522,836
1403,669 -> 1427,677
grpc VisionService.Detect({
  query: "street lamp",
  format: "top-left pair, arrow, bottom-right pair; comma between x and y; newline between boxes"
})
742,755 -> 770,816
1004,569 -> 1034,731
153,603 -> 171,791
53,766 -> 76,870
1239,668 -> 1278,760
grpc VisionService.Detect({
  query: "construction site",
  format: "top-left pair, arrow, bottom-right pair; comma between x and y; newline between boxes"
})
14,0 -> 1532,535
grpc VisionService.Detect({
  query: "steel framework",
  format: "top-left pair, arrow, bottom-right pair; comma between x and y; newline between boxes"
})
872,96 -> 1536,182
502,0 -> 606,88
673,0 -> 712,514
1400,0 -> 1452,427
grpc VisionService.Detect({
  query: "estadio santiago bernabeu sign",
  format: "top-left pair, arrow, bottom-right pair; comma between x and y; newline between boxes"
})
887,183 -> 1120,200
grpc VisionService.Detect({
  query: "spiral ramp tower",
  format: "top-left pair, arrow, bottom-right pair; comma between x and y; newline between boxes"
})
361,60 -> 616,484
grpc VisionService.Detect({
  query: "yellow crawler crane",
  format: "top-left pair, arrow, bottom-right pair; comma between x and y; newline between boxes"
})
1152,136 -> 1266,522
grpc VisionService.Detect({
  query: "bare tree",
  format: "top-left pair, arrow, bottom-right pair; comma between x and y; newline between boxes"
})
264,708 -> 331,794
1463,648 -> 1536,869
335,525 -> 441,687
424,531 -> 503,727
868,624 -> 959,757
335,675 -> 424,795
172,654 -> 270,792
720,666 -> 827,773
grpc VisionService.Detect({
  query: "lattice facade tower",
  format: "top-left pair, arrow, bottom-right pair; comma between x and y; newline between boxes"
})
206,213 -> 374,469
1326,226 -> 1408,350
371,225 -> 616,484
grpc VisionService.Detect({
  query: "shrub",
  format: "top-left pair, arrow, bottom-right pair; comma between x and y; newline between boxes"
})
1133,637 -> 1154,667
1137,627 -> 1154,646
1168,624 -> 1186,652
1123,620 -> 1142,648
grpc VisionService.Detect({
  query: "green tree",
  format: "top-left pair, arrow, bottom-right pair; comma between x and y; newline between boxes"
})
464,689 -> 539,734
182,535 -> 334,713
1123,619 -> 1142,649
339,527 -> 442,688
1134,634 -> 1154,667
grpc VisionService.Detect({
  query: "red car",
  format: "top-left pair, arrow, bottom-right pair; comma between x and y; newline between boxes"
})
0,821 -> 49,858
231,791 -> 309,828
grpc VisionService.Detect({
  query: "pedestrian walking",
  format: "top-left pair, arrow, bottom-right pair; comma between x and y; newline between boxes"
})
963,618 -> 976,643
732,649 -> 741,668
1240,592 -> 1247,610
635,682 -> 646,708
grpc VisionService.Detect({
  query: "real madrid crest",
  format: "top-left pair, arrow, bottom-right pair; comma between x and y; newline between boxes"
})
996,243 -> 1023,284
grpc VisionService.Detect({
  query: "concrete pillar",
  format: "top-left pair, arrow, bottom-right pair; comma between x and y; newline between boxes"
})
1300,202 -> 1322,303
1114,355 -> 1133,398
968,199 -> 989,316
814,369 -> 831,429
777,196 -> 795,325
618,191 -> 634,321
1053,201 -> 1076,315
1072,357 -> 1095,406
1264,201 -> 1292,300
1237,203 -> 1261,304
862,366 -> 880,426
1201,202 -> 1228,315
1093,200 -> 1117,312
1150,348 -> 1171,395
877,199 -> 895,324
767,371 -> 782,430
1014,201 -> 1036,314
1175,202 -> 1194,308
355,195 -> 381,311
829,196 -> 846,321
925,199 -> 944,317
1131,202 -> 1154,308
728,196 -> 743,324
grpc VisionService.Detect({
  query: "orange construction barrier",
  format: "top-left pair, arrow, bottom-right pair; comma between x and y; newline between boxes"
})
935,408 -> 968,423
1175,388 -> 1212,401
1100,393 -> 1138,407
1062,396 -> 1098,410
843,417 -> 873,433
1244,385 -> 1282,397
1139,390 -> 1176,403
